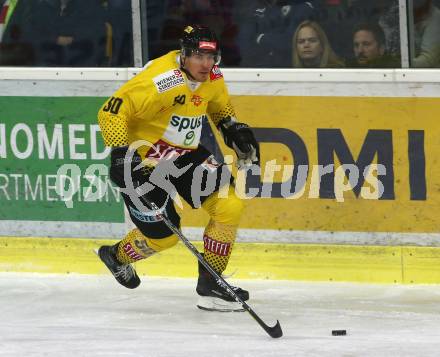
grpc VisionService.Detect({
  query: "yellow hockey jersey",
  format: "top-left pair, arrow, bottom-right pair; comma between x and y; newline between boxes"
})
98,50 -> 236,161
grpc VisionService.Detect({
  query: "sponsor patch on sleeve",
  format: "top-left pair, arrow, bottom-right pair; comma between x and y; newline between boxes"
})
153,69 -> 185,93
210,65 -> 223,81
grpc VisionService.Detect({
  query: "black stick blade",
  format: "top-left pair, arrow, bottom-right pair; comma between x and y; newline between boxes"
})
266,320 -> 283,338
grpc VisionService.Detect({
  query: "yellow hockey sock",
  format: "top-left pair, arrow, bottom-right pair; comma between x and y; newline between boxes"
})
116,228 -> 178,264
201,187 -> 244,273
202,219 -> 237,272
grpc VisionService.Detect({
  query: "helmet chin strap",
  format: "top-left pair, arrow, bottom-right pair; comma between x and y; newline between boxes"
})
181,66 -> 197,81
179,54 -> 197,81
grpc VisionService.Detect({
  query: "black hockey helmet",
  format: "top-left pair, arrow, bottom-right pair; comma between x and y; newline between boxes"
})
180,25 -> 221,64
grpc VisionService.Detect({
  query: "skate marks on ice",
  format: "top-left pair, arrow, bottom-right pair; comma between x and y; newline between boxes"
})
0,273 -> 440,356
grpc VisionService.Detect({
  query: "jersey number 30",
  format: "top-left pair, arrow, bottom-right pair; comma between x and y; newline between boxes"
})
103,96 -> 123,114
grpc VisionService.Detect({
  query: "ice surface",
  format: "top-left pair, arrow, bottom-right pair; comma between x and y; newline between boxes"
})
1,273 -> 440,357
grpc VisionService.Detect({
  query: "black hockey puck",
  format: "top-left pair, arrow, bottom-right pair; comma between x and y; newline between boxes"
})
332,330 -> 347,336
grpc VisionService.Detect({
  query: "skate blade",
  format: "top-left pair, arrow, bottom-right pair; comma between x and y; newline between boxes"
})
196,296 -> 245,312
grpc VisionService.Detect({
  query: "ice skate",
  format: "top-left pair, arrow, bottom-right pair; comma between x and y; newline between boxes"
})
97,245 -> 141,289
196,260 -> 248,312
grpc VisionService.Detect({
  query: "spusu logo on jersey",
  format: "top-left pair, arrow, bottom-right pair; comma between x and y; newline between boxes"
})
153,69 -> 185,93
162,113 -> 206,147
170,114 -> 205,132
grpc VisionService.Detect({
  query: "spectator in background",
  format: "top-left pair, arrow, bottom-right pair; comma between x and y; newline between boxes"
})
20,0 -> 107,67
317,0 -> 400,63
347,22 -> 400,68
292,20 -> 344,67
239,0 -> 318,67
413,0 -> 440,67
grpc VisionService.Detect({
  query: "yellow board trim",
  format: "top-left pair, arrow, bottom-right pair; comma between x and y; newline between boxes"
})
1,237 -> 440,284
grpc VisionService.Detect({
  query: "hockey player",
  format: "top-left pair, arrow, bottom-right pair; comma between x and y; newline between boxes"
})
97,25 -> 259,312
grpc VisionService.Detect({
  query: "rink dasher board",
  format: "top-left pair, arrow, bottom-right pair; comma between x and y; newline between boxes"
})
0,68 -> 439,239
1,68 -> 440,282
0,67 -> 440,97
1,236 -> 440,284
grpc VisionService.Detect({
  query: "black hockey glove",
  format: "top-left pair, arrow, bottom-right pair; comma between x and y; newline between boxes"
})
218,119 -> 260,169
109,146 -> 151,188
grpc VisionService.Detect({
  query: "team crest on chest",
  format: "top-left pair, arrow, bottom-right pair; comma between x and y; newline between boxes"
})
153,69 -> 185,93
191,95 -> 202,106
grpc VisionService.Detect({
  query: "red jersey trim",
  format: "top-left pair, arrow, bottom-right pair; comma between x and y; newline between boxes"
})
210,65 -> 223,81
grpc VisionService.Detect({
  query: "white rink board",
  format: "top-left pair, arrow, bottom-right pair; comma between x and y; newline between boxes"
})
0,67 -> 439,97
0,68 -> 439,243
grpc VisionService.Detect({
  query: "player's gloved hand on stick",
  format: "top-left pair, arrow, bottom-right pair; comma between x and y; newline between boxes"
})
110,146 -> 152,187
218,118 -> 260,169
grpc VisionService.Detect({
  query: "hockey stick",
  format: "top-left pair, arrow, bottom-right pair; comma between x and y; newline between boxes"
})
139,195 -> 283,338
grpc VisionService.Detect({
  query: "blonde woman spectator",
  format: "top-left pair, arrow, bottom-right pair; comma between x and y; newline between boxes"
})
292,20 -> 344,68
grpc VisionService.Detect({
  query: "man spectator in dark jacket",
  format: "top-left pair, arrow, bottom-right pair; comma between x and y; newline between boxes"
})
347,22 -> 400,68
